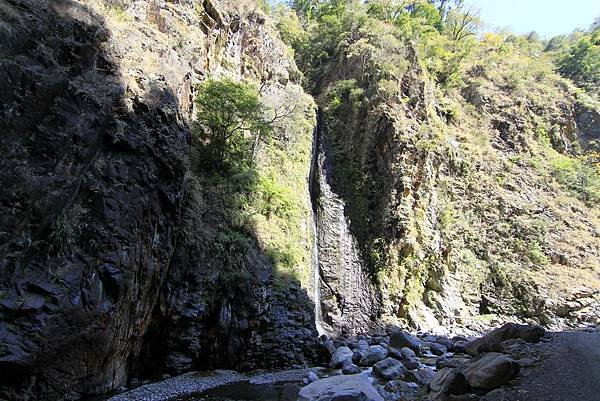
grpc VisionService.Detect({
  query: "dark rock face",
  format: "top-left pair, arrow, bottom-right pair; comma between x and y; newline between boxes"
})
0,0 -> 319,399
311,116 -> 380,335
0,1 -> 188,399
575,101 -> 600,152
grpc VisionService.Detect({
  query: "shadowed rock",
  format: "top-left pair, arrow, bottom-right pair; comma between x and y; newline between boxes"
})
429,368 -> 470,401
463,353 -> 520,391
390,330 -> 423,355
465,323 -> 545,356
373,358 -> 407,380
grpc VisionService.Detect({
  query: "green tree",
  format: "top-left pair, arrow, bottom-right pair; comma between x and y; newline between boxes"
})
558,34 -> 600,95
366,0 -> 413,23
193,78 -> 271,169
274,5 -> 308,51
444,4 -> 480,42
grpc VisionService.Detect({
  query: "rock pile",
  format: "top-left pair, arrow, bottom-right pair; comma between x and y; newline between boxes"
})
301,323 -> 546,401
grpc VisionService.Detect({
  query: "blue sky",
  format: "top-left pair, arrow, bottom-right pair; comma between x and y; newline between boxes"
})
464,0 -> 599,37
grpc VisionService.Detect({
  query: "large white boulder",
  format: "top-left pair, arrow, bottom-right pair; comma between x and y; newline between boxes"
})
298,373 -> 384,401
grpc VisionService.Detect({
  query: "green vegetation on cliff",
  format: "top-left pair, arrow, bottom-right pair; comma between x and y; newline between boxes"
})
269,0 -> 600,328
190,76 -> 316,288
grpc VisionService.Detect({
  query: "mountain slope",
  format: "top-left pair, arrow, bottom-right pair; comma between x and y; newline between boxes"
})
280,3 -> 600,333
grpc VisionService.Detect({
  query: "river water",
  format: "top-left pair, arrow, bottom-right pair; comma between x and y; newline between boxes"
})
172,381 -> 302,401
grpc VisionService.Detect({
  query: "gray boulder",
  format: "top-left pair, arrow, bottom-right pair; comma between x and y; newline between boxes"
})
465,323 -> 545,356
298,373 -> 384,401
306,371 -> 319,383
387,346 -> 403,361
428,342 -> 448,356
390,330 -> 422,355
375,385 -> 403,401
331,346 -> 354,368
452,341 -> 469,354
356,339 -> 370,351
360,345 -> 388,366
429,368 -> 470,401
463,353 -> 520,390
324,339 -> 337,357
405,367 -> 435,385
400,347 -> 417,360
342,362 -> 362,375
385,380 -> 421,398
436,356 -> 471,370
353,351 -> 365,364
373,358 -> 407,380
400,357 -> 421,370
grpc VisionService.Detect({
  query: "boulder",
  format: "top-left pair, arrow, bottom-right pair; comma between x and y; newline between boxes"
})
360,345 -> 388,366
306,371 -> 319,383
353,351 -> 366,364
465,323 -> 545,356
375,384 -> 404,401
373,358 -> 407,380
385,380 -> 421,398
331,347 -> 354,368
404,367 -> 435,385
451,341 -> 469,354
387,346 -> 404,361
435,336 -> 454,349
324,339 -> 337,356
400,347 -> 417,360
428,342 -> 448,356
342,362 -> 362,375
400,357 -> 421,370
429,368 -> 470,401
390,330 -> 422,355
298,373 -> 384,401
436,356 -> 470,370
463,353 -> 520,390
356,339 -> 370,351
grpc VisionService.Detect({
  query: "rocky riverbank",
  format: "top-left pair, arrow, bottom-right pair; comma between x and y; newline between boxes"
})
107,322 -> 570,401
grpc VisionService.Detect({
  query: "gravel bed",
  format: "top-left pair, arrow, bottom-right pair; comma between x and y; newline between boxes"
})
107,368 -> 312,401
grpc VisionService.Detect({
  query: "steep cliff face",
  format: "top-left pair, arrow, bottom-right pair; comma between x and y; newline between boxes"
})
0,1 -> 188,398
306,24 -> 600,333
0,0 -> 318,399
311,114 -> 380,336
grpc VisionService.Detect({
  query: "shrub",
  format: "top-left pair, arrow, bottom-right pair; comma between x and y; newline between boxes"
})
550,154 -> 600,204
193,78 -> 271,170
256,176 -> 296,219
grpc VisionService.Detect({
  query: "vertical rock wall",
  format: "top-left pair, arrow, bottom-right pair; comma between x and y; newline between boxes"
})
311,114 -> 380,335
0,0 -> 319,400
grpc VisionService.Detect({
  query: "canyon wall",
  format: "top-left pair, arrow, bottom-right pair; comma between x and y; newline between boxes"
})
0,1 -> 319,399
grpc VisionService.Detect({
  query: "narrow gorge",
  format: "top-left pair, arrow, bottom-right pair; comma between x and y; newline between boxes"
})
0,0 -> 599,401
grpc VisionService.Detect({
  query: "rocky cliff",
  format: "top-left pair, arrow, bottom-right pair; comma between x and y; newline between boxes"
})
1,1 -> 599,400
304,18 -> 600,334
0,1 -> 319,400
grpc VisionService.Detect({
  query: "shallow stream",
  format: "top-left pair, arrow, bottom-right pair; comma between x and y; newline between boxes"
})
171,381 -> 302,401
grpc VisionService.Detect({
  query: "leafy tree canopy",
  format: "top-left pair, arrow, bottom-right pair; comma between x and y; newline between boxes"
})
193,78 -> 271,170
